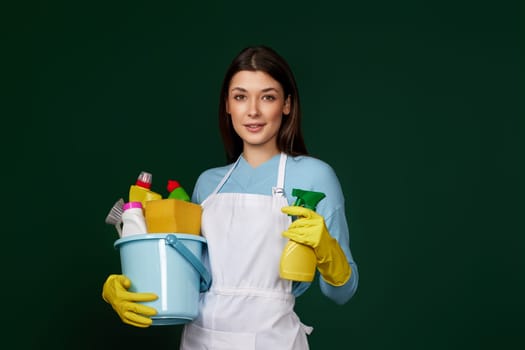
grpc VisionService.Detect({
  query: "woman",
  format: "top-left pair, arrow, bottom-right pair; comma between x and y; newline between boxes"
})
103,45 -> 359,349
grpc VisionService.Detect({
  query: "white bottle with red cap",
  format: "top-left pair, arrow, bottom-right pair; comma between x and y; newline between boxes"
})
121,201 -> 148,237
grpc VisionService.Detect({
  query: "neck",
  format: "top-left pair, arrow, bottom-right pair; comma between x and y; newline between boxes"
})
242,144 -> 280,168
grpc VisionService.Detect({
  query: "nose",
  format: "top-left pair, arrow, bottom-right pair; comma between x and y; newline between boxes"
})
247,98 -> 260,117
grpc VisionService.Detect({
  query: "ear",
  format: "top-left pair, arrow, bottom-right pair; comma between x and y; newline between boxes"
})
226,99 -> 230,114
283,95 -> 291,115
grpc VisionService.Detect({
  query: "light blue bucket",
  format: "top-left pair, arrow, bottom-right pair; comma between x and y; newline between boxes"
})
114,233 -> 211,326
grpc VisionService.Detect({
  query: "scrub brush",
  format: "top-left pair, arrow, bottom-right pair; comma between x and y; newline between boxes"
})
105,198 -> 124,237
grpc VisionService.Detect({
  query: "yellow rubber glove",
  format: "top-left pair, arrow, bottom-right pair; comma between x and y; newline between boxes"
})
281,206 -> 351,286
102,274 -> 158,328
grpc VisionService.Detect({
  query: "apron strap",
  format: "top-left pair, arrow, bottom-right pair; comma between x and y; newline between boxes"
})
212,153 -> 287,197
272,153 -> 287,197
211,157 -> 241,195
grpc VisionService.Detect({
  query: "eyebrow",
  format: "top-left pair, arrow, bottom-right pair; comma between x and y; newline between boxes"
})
230,87 -> 280,93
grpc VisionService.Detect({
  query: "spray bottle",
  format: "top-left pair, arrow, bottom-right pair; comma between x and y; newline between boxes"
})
280,188 -> 326,282
129,171 -> 162,209
167,180 -> 190,201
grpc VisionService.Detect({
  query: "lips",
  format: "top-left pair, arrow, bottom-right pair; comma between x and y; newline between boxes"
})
244,123 -> 265,132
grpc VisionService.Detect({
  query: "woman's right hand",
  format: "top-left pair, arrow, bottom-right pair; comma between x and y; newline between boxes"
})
102,274 -> 158,328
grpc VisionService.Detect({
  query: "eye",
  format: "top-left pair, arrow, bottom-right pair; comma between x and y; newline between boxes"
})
233,94 -> 246,101
262,95 -> 276,101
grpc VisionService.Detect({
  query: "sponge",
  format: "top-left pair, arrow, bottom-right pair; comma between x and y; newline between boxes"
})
145,199 -> 202,234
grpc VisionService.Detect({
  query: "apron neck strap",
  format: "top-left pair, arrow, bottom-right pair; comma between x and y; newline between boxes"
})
277,153 -> 287,188
212,153 -> 288,196
211,156 -> 241,195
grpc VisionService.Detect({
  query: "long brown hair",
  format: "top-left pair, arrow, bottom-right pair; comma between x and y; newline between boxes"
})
218,46 -> 308,163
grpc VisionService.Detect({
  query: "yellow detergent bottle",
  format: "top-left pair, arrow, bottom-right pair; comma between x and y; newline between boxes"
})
280,189 -> 326,282
129,171 -> 162,209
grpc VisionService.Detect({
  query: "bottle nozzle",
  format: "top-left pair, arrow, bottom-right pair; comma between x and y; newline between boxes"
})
291,188 -> 326,211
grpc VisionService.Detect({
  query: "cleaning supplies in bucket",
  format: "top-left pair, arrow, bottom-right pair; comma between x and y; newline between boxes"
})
110,172 -> 202,235
115,233 -> 211,326
104,172 -> 202,238
106,171 -> 210,327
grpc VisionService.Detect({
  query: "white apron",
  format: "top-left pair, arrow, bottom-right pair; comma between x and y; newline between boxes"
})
180,153 -> 312,350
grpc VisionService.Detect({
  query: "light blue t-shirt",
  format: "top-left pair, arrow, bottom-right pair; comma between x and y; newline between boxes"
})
192,153 -> 358,305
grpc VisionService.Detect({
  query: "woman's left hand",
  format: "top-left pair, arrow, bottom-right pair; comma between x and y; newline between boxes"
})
280,206 -> 327,248
281,206 -> 351,286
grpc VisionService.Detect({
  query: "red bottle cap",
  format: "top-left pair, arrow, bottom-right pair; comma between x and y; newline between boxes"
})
136,171 -> 152,189
167,180 -> 181,193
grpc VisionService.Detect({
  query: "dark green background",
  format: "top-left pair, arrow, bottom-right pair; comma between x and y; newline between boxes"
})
5,0 -> 523,349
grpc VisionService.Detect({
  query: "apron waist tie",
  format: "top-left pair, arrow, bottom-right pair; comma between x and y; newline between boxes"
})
210,286 -> 295,302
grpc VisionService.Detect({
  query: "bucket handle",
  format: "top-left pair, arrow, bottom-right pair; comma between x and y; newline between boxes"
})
165,234 -> 212,292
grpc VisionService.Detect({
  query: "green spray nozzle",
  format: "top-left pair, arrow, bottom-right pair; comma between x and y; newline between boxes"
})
291,188 -> 326,212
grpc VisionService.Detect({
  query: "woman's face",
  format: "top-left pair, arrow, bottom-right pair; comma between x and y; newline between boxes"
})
226,70 -> 290,154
